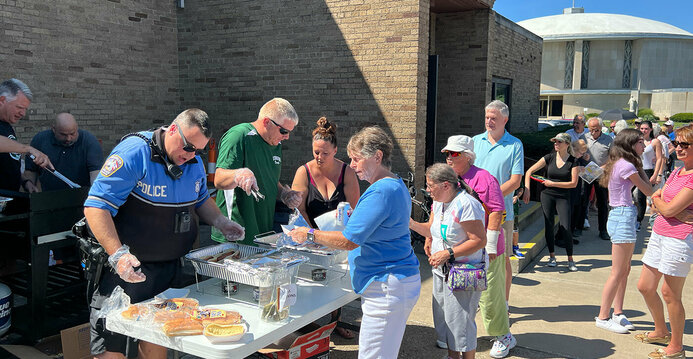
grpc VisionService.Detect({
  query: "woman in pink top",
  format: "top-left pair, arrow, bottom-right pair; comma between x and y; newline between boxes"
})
594,129 -> 653,334
636,125 -> 693,359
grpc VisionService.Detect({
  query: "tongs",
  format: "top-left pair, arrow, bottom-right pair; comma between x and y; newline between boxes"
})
250,188 -> 265,202
29,154 -> 81,188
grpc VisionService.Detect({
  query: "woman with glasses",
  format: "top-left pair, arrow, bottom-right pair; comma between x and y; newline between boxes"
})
290,117 -> 360,339
594,129 -> 652,334
636,120 -> 664,231
416,135 -> 516,358
636,125 -> 693,359
410,163 -> 487,359
289,126 -> 420,359
523,133 -> 579,271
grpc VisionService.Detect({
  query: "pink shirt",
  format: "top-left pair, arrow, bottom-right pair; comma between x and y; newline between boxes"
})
653,167 -> 693,239
461,166 -> 507,255
609,159 -> 638,207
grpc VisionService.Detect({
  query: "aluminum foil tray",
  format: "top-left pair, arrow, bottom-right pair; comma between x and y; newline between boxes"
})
254,232 -> 348,268
185,242 -> 300,287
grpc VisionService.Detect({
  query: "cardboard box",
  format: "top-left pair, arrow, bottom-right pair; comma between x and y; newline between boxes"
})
60,323 -> 91,359
259,321 -> 336,359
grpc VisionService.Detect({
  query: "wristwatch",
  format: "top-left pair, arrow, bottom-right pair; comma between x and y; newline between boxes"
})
306,228 -> 315,242
447,247 -> 454,259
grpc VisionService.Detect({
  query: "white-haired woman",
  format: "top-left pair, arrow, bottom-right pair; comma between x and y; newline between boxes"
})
411,163 -> 487,359
289,126 -> 420,359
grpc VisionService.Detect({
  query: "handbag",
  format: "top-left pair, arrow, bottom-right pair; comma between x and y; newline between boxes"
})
443,249 -> 487,292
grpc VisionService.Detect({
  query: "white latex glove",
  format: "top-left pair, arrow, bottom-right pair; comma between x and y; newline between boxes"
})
108,245 -> 146,283
485,229 -> 500,256
279,184 -> 302,209
234,168 -> 258,195
213,215 -> 245,241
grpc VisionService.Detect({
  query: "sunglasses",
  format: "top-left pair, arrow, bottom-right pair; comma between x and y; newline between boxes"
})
672,140 -> 691,149
444,151 -> 462,158
270,119 -> 291,135
175,123 -> 206,155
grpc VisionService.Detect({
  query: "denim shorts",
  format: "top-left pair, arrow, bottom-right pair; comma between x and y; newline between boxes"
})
607,206 -> 637,244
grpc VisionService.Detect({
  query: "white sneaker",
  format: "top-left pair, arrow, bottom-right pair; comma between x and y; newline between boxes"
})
489,333 -> 516,358
595,317 -> 629,334
612,313 -> 635,330
584,219 -> 590,228
568,261 -> 578,272
436,339 -> 447,349
547,257 -> 557,267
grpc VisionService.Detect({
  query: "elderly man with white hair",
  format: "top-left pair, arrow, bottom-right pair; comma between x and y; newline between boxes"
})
0,78 -> 53,191
579,117 -> 613,240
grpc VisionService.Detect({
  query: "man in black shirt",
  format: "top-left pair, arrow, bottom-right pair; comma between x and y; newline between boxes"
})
0,78 -> 52,191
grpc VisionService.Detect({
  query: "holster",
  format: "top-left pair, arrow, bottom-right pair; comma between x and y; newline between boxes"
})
73,217 -> 109,301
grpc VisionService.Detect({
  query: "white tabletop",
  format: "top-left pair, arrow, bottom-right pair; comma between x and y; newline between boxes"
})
106,268 -> 359,359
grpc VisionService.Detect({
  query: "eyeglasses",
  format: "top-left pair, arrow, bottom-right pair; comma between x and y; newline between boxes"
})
175,123 -> 206,155
270,119 -> 291,135
443,151 -> 462,158
672,140 -> 691,149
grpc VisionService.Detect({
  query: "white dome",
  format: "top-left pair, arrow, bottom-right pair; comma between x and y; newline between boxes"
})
518,13 -> 693,41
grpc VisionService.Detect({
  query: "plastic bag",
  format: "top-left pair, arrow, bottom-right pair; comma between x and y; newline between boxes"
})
95,286 -> 131,319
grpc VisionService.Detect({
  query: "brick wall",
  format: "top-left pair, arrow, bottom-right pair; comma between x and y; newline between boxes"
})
488,12 -> 542,133
0,0 -> 180,152
433,10 -> 491,155
176,0 -> 429,183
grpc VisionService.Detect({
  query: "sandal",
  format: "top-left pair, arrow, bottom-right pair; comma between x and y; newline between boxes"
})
648,348 -> 685,359
635,332 -> 671,345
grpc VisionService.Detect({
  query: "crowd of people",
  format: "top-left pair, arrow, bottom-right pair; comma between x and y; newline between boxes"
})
2,76 -> 691,359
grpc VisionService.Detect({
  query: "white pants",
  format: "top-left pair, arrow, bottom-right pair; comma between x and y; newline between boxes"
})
358,273 -> 421,359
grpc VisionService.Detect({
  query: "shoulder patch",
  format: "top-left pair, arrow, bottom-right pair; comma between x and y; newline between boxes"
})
100,155 -> 124,177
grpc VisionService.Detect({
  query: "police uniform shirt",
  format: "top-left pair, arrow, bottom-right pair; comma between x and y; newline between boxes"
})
0,121 -> 21,191
84,129 -> 209,262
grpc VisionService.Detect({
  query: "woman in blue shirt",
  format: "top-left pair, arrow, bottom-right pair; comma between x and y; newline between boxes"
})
290,126 -> 421,359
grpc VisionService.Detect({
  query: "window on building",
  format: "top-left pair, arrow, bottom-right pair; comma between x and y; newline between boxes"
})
492,76 -> 512,123
540,99 -> 548,117
550,99 -> 563,117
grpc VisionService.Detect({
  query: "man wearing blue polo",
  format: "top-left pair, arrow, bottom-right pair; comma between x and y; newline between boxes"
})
473,100 -> 524,357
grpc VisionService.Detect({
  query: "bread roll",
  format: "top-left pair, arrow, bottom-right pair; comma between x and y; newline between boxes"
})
162,318 -> 203,336
121,304 -> 149,320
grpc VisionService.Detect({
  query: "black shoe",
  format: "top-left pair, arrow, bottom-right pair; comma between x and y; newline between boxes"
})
573,239 -> 580,244
599,231 -> 611,240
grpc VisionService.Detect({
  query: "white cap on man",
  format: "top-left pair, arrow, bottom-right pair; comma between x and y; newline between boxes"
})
664,119 -> 674,126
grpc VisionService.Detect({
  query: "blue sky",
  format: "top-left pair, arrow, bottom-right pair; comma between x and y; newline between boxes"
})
493,0 -> 693,34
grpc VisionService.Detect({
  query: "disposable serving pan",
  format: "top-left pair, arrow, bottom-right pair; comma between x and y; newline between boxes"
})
185,242 -> 301,287
254,232 -> 348,268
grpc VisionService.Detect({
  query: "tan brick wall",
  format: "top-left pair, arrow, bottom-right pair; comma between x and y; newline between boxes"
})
0,1 -> 180,153
488,11 -> 542,133
177,0 -> 429,183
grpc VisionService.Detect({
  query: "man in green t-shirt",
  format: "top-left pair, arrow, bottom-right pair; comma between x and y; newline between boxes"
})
213,98 -> 303,244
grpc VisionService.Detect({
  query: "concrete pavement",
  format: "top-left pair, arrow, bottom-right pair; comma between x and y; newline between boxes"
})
329,211 -> 692,358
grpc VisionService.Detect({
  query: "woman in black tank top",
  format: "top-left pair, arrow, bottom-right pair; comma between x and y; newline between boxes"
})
291,117 -> 360,339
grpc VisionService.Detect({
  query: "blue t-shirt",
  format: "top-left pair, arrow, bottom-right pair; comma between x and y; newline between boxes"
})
342,177 -> 420,294
669,131 -> 676,141
85,131 -> 208,216
473,130 -> 524,220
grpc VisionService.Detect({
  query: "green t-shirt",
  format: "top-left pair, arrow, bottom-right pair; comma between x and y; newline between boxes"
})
213,123 -> 282,245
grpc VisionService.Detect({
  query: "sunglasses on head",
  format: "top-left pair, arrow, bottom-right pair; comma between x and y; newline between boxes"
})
175,123 -> 206,155
270,119 -> 290,135
672,140 -> 691,149
444,151 -> 462,158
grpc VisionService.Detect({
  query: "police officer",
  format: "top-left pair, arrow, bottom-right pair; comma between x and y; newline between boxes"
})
84,109 -> 244,359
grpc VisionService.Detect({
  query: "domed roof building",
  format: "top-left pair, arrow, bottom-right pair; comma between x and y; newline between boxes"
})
519,7 -> 693,119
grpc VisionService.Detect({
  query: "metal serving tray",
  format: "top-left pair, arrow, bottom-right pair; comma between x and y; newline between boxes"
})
185,242 -> 301,287
254,232 -> 348,268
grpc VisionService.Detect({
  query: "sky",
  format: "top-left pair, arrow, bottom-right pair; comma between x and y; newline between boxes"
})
493,0 -> 693,34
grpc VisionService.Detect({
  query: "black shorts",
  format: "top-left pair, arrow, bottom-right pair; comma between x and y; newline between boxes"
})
90,259 -> 182,357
